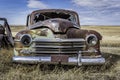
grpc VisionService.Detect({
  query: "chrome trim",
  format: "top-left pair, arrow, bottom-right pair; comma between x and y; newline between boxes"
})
15,38 -> 85,42
78,51 -> 82,66
20,49 -> 98,54
31,51 -> 79,54
81,57 -> 105,65
13,56 -> 105,65
20,34 -> 32,46
33,38 -> 85,42
32,45 -> 85,48
13,56 -> 51,63
32,38 -> 85,54
15,38 -> 86,54
85,34 -> 98,46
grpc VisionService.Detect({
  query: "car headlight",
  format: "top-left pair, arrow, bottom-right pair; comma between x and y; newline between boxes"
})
86,34 -> 98,46
20,34 -> 32,46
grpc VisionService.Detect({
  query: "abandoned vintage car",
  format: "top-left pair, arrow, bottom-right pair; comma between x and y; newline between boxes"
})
13,9 -> 105,66
0,18 -> 14,49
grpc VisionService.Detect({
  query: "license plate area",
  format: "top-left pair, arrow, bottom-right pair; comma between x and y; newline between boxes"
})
51,55 -> 69,62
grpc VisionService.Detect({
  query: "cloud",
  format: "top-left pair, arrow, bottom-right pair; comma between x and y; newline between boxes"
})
72,0 -> 120,9
27,0 -> 48,9
71,0 -> 120,14
79,16 -> 101,25
71,0 -> 120,25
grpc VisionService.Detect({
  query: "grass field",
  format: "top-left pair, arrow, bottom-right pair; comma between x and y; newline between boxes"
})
82,26 -> 120,47
0,25 -> 120,80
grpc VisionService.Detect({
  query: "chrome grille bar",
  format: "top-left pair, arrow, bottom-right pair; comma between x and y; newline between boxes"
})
33,45 -> 85,48
33,38 -> 85,42
32,38 -> 85,54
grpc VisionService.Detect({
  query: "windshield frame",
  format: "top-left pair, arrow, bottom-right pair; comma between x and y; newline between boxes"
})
30,9 -> 80,26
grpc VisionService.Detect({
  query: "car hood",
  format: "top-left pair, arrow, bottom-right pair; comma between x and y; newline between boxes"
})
29,18 -> 79,33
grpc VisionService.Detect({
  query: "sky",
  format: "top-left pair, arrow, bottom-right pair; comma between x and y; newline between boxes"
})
0,0 -> 120,25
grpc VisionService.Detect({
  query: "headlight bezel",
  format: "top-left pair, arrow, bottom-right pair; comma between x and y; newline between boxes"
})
20,34 -> 32,46
86,34 -> 98,46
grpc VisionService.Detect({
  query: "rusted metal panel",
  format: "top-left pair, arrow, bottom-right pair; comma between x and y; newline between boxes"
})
29,18 -> 79,33
66,28 -> 102,40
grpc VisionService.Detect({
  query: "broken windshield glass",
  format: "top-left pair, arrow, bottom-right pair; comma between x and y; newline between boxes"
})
33,12 -> 77,24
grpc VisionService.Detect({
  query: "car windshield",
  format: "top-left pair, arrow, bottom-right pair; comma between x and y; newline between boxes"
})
33,12 -> 77,24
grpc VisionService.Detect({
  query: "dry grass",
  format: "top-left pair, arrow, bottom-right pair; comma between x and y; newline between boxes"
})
82,26 -> 120,47
0,49 -> 120,80
0,25 -> 119,80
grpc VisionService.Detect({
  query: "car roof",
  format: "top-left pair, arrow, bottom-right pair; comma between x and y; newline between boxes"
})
31,9 -> 78,15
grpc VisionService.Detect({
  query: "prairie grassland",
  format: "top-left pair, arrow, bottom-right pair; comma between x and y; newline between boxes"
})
82,26 -> 120,47
0,25 -> 119,80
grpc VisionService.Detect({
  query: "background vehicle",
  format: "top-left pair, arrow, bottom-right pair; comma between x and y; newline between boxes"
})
0,18 -> 14,49
13,9 -> 105,66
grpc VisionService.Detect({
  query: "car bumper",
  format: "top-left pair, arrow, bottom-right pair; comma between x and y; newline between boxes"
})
12,55 -> 105,66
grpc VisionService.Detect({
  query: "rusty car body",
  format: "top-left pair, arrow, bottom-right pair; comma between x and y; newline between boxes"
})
0,18 -> 14,49
13,9 -> 105,66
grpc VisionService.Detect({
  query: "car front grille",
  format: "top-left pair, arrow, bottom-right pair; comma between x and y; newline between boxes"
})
32,38 -> 85,54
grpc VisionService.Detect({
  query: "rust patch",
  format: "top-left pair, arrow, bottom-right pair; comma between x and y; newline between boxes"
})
15,42 -> 23,48
30,18 -> 79,33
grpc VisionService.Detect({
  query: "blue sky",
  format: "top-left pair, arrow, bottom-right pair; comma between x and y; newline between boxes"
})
0,0 -> 120,25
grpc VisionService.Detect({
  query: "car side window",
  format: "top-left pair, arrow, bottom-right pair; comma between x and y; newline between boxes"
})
68,15 -> 76,24
34,14 -> 45,23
